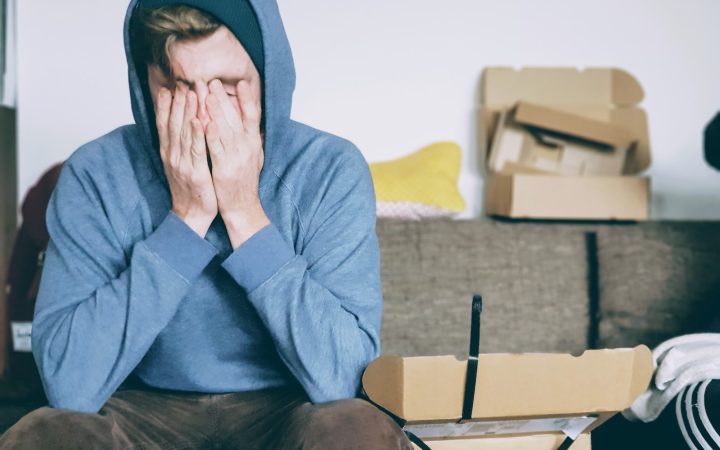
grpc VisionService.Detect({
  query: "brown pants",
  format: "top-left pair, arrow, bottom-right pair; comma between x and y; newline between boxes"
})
0,387 -> 413,449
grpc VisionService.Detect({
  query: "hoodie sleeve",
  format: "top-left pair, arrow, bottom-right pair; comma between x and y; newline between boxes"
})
32,161 -> 218,413
221,150 -> 383,403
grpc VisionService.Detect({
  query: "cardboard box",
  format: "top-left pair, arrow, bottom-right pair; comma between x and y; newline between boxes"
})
363,346 -> 652,449
484,174 -> 650,221
480,67 -> 651,221
415,433 -> 590,450
488,102 -> 636,177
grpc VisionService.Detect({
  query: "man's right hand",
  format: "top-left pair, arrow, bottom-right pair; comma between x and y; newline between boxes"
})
156,87 -> 218,237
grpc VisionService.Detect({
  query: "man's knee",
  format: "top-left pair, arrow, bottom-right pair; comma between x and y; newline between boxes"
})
0,407 -> 112,450
301,399 -> 412,450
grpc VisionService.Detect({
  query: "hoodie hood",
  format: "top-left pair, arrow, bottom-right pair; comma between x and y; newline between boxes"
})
123,0 -> 296,180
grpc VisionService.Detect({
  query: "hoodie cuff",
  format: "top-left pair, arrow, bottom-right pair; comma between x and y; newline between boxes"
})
221,224 -> 295,292
144,212 -> 218,283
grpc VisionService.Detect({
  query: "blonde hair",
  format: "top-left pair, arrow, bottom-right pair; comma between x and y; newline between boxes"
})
131,6 -> 221,76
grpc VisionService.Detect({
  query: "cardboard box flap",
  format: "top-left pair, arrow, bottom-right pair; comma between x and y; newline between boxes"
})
611,108 -> 651,173
362,346 -> 653,423
482,67 -> 644,108
513,102 -> 636,149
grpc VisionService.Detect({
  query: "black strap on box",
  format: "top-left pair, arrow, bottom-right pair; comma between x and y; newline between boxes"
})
460,294 -> 483,422
557,436 -> 576,450
405,431 -> 432,450
360,294 -> 483,450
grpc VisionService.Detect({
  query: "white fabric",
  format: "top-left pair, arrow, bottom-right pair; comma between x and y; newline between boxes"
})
376,201 -> 456,220
623,333 -> 720,423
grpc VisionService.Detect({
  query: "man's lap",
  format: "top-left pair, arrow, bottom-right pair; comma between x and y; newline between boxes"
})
0,387 -> 411,450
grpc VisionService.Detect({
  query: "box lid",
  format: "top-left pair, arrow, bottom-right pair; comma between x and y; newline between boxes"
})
480,67 -> 650,174
362,346 -> 653,422
482,67 -> 643,108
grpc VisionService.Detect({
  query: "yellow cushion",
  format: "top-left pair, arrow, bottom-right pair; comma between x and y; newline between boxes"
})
369,142 -> 465,215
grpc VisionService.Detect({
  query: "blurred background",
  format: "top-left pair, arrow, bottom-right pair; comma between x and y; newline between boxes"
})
3,0 -> 720,221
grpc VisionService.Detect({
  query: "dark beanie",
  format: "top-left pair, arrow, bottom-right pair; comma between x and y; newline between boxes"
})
138,0 -> 265,79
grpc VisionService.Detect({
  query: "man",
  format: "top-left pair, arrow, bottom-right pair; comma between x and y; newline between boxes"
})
0,1 -> 411,448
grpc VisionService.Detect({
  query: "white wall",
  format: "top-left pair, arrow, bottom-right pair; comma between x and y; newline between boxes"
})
17,0 -> 720,219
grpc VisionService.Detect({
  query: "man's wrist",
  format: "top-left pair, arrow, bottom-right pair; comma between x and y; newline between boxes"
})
172,209 -> 214,238
223,208 -> 271,250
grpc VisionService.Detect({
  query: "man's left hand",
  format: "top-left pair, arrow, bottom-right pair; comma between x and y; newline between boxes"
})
206,79 -> 270,249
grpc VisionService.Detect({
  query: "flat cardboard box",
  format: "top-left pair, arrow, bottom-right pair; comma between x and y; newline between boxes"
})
488,102 -> 636,177
480,67 -> 651,221
363,347 -> 652,448
415,433 -> 590,450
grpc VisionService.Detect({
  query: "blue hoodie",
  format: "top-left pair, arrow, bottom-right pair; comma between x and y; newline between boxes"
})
32,0 -> 382,414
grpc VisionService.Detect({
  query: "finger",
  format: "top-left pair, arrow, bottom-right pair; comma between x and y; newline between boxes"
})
190,118 -> 208,168
205,120 -> 225,163
168,88 -> 187,161
208,79 -> 242,129
184,90 -> 198,128
155,88 -> 172,156
237,81 -> 261,135
180,90 -> 197,142
180,115 -> 193,161
206,92 -> 237,152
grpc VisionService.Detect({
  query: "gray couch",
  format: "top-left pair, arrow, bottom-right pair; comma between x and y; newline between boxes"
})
376,219 -> 720,357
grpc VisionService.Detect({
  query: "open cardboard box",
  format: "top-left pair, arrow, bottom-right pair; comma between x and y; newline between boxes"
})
480,67 -> 651,221
488,102 -> 637,177
363,346 -> 653,450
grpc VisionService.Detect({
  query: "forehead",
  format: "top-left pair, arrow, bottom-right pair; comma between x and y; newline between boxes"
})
168,25 -> 252,82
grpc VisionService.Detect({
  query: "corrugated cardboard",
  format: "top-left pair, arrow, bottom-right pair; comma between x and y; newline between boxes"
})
480,67 -> 651,220
363,347 -> 652,448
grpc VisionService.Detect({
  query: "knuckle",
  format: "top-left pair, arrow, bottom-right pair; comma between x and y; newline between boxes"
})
168,156 -> 181,171
180,129 -> 191,146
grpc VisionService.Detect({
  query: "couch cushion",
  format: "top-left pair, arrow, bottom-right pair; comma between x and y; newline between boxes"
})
597,223 -> 720,349
376,219 -> 591,356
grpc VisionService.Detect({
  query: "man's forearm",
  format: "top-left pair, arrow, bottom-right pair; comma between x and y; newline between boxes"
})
34,212 -> 217,413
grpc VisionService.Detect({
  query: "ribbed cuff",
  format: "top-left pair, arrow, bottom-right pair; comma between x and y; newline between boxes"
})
144,212 -> 218,282
221,224 -> 295,292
